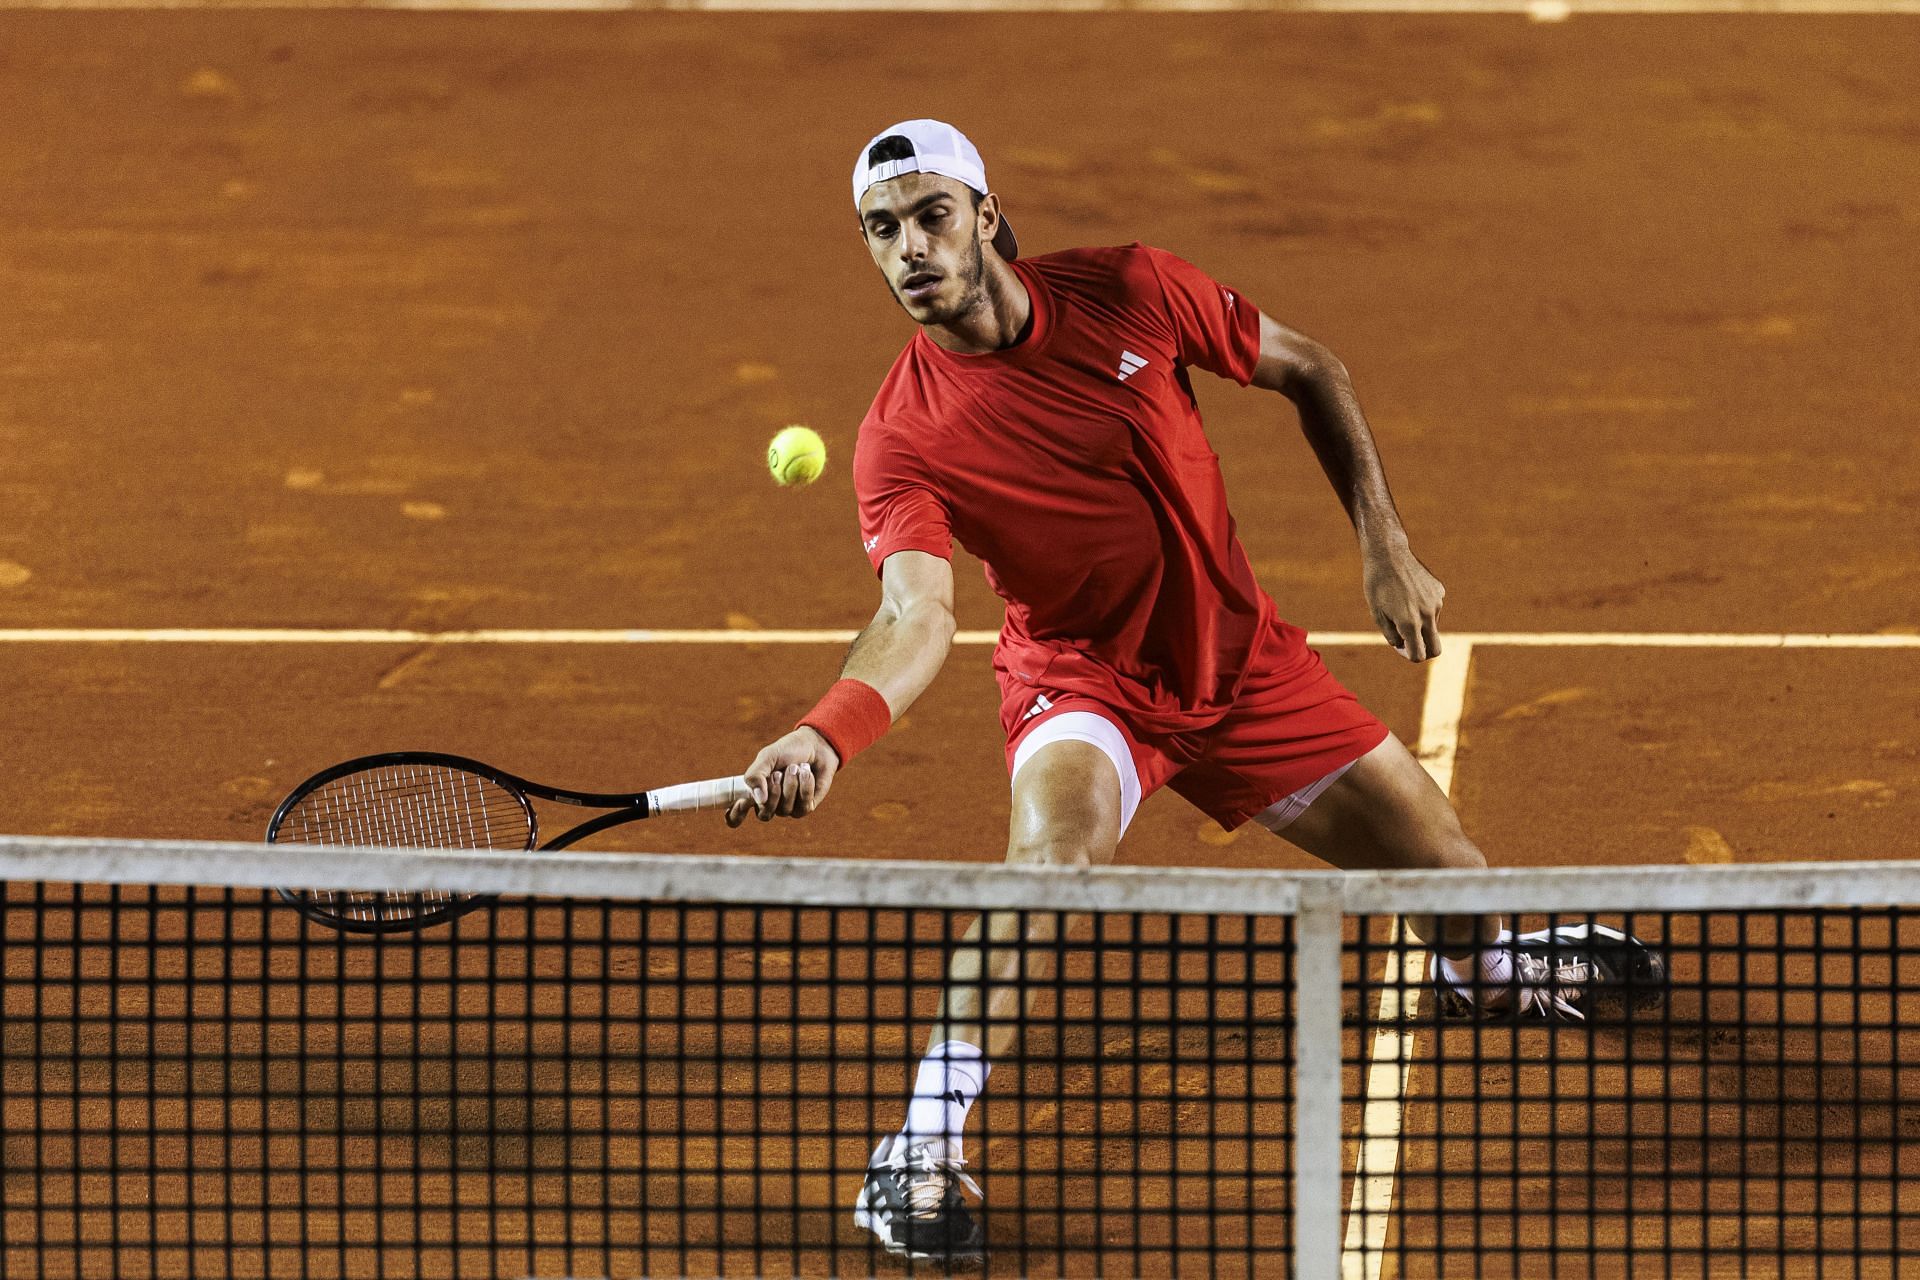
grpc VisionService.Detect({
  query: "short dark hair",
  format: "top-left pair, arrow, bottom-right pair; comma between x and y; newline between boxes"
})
866,134 -> 916,167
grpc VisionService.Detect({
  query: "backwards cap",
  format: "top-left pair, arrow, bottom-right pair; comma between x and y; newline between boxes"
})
852,119 -> 1019,262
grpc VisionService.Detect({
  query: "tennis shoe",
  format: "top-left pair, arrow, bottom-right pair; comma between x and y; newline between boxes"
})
1434,922 -> 1666,1021
853,1133 -> 985,1265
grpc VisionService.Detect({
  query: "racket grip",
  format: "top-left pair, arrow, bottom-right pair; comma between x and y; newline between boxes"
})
646,776 -> 750,815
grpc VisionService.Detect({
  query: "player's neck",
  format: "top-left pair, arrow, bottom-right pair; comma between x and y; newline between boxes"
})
922,260 -> 1031,356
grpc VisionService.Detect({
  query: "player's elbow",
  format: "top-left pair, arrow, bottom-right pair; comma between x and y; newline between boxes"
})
909,596 -> 958,649
872,592 -> 955,648
1273,341 -> 1348,400
1252,321 -> 1349,399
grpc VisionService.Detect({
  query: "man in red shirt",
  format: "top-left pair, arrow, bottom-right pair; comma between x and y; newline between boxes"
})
727,119 -> 1661,1264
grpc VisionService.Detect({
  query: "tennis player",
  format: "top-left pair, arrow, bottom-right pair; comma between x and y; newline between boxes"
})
726,119 -> 1664,1264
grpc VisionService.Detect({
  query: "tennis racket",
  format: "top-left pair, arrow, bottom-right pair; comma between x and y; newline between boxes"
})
266,750 -> 747,934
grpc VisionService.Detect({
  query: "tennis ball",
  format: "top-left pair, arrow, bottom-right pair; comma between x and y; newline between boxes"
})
767,425 -> 826,487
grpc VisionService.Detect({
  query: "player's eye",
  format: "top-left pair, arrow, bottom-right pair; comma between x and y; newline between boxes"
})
870,222 -> 896,240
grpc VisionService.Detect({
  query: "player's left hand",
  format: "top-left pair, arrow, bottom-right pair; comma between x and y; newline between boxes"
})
1362,543 -> 1446,663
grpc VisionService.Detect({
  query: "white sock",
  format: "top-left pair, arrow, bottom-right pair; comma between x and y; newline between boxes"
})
901,1040 -> 990,1157
1437,930 -> 1514,998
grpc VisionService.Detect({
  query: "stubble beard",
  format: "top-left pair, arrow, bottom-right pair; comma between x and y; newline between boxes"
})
902,233 -> 988,328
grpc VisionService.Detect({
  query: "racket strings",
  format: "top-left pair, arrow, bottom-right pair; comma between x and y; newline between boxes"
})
275,763 -> 532,926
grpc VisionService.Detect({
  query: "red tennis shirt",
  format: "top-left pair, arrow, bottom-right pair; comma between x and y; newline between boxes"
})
854,242 -> 1273,737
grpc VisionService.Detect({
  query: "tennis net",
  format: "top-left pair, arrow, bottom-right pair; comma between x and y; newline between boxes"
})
2,837 -> 1917,1279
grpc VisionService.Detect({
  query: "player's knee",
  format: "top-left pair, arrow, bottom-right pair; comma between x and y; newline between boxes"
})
1421,828 -> 1487,873
1006,828 -> 1113,869
1007,738 -> 1125,867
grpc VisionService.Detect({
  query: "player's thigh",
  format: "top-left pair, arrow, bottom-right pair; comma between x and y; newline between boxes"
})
1008,739 -> 1123,867
1275,735 -> 1483,872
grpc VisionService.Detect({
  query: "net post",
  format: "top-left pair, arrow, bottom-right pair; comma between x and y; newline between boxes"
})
1293,878 -> 1344,1280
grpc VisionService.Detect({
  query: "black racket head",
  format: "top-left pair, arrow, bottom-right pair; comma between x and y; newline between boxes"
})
266,752 -> 536,933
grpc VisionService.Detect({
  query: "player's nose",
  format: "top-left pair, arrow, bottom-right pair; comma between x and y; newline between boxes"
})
895,224 -> 930,265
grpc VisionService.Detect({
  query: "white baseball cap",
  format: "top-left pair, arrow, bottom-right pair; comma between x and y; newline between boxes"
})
852,119 -> 1019,261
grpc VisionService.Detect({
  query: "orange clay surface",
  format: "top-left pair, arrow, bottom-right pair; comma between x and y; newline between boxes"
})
0,11 -> 1915,1279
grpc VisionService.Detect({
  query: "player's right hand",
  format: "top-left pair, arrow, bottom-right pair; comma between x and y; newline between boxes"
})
725,727 -> 843,826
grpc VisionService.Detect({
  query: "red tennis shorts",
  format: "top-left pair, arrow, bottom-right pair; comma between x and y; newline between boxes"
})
998,615 -> 1392,835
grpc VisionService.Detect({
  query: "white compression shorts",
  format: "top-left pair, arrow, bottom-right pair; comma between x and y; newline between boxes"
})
1010,707 -> 1363,839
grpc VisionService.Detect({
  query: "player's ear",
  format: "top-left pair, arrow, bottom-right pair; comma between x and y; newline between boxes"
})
977,193 -> 1000,240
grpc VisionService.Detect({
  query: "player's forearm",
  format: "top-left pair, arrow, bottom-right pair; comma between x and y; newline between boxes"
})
1287,362 -> 1409,553
840,598 -> 956,719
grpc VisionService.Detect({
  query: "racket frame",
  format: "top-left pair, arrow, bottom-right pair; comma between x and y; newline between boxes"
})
267,750 -> 675,934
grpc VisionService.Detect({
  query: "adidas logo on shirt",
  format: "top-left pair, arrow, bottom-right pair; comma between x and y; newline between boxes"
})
1116,350 -> 1149,381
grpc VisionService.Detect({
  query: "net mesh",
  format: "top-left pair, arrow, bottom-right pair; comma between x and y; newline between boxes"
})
3,838 -> 1918,1279
1347,907 -> 1920,1280
0,859 -> 1296,1280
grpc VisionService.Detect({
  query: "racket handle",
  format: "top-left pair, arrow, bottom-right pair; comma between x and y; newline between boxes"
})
646,776 -> 750,815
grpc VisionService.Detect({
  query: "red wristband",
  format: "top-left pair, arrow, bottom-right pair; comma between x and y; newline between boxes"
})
797,678 -> 892,766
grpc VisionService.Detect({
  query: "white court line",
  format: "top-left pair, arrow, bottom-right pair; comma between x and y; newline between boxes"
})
1435,632 -> 1920,648
0,628 -> 1913,647
7,0 -> 1916,10
1411,644 -> 1473,798
1338,642 -> 1472,1277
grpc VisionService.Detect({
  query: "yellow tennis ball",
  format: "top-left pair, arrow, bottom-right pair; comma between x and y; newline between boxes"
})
767,425 -> 826,487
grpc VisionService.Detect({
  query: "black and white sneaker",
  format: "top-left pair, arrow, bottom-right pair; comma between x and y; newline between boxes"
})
853,1134 -> 985,1265
1433,922 -> 1667,1021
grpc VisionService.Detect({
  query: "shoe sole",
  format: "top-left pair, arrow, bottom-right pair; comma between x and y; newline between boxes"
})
1434,983 -> 1666,1023
855,1192 -> 986,1266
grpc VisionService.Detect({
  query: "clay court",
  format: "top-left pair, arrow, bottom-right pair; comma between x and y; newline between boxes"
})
0,7 -> 1915,1277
